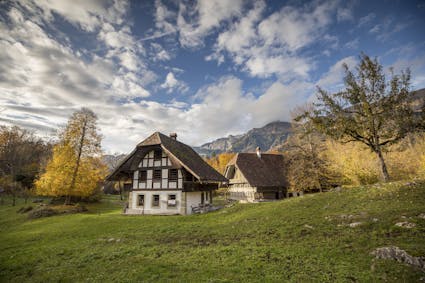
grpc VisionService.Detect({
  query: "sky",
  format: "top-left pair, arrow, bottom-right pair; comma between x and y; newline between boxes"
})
1,0 -> 425,154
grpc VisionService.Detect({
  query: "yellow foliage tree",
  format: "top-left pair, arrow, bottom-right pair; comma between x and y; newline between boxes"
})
324,133 -> 425,185
205,153 -> 236,174
324,141 -> 380,185
35,108 -> 107,203
35,144 -> 74,197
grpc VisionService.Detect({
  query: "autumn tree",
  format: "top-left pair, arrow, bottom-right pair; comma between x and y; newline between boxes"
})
35,108 -> 107,204
299,53 -> 424,182
0,125 -> 50,205
205,152 -> 236,174
284,106 -> 333,192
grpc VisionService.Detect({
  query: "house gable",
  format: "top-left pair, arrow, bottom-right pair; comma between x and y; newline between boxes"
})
132,147 -> 184,190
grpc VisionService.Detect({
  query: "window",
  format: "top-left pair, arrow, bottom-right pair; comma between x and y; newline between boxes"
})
154,149 -> 162,161
139,170 -> 147,182
153,169 -> 162,181
152,194 -> 160,207
169,169 -> 178,181
168,194 -> 176,207
138,195 -> 144,206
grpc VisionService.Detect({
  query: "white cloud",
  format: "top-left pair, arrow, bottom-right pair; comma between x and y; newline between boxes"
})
317,56 -> 357,90
177,0 -> 244,48
160,72 -> 188,93
337,7 -> 353,22
210,0 -> 339,79
357,13 -> 375,27
258,1 -> 337,52
344,38 -> 359,49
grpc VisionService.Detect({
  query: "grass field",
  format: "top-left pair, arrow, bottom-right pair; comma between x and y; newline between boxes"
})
1,181 -> 425,282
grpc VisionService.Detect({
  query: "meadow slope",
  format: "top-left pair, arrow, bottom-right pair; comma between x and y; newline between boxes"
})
1,181 -> 425,282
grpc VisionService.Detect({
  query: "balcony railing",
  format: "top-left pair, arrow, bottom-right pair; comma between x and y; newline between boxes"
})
183,181 -> 218,192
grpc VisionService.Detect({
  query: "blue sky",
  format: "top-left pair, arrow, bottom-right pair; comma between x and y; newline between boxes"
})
1,0 -> 424,153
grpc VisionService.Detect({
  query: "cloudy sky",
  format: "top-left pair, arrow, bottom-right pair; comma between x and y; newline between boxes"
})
1,0 -> 425,153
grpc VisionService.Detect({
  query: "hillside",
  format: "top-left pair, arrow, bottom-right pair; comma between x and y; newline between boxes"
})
1,181 -> 424,282
195,121 -> 292,155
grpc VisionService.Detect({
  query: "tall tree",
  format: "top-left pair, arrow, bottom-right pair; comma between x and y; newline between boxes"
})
299,54 -> 424,181
285,105 -> 332,192
0,126 -> 50,205
35,108 -> 107,204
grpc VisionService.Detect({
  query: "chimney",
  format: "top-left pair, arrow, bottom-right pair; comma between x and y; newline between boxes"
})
169,133 -> 177,140
256,146 -> 261,158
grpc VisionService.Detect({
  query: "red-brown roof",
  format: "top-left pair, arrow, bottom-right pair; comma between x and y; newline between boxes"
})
226,153 -> 287,187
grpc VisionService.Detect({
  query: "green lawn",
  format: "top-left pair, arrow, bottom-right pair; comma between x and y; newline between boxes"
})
1,181 -> 425,282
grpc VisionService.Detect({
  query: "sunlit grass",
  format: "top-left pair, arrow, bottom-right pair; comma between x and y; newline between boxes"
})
1,181 -> 424,282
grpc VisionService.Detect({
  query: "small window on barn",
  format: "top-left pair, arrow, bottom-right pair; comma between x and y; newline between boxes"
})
138,195 -> 144,206
154,149 -> 162,161
153,169 -> 162,181
139,170 -> 147,181
152,194 -> 160,207
169,169 -> 178,181
167,194 -> 176,207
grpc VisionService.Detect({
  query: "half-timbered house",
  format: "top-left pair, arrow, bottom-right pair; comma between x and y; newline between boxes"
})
106,132 -> 227,215
224,148 -> 287,202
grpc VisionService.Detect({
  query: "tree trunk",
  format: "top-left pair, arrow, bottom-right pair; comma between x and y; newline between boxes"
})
67,120 -> 87,205
119,179 -> 123,201
376,149 -> 390,182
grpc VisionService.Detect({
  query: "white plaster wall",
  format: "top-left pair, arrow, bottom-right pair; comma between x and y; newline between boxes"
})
185,191 -> 202,215
128,191 -> 182,215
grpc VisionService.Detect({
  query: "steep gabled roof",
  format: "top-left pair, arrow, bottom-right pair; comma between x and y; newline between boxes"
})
226,153 -> 287,187
106,132 -> 227,183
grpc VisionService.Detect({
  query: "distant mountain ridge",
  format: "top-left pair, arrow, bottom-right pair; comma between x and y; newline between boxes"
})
194,121 -> 292,156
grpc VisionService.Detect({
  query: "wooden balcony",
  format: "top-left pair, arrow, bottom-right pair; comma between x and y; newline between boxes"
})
182,181 -> 218,192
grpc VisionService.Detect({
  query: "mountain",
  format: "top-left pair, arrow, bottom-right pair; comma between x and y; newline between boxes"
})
410,88 -> 425,112
102,154 -> 126,172
195,121 -> 292,155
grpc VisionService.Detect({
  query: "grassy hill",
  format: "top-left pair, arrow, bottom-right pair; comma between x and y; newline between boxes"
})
1,181 -> 424,282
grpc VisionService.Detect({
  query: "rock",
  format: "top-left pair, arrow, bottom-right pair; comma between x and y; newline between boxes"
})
28,207 -> 58,219
17,206 -> 33,213
371,246 -> 425,270
418,213 -> 425,219
395,222 -> 416,228
107,238 -> 115,242
304,224 -> 314,229
372,218 -> 379,222
332,186 -> 342,192
349,222 -> 363,228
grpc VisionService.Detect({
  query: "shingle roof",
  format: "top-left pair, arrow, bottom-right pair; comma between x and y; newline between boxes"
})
106,132 -> 227,183
226,153 -> 287,187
